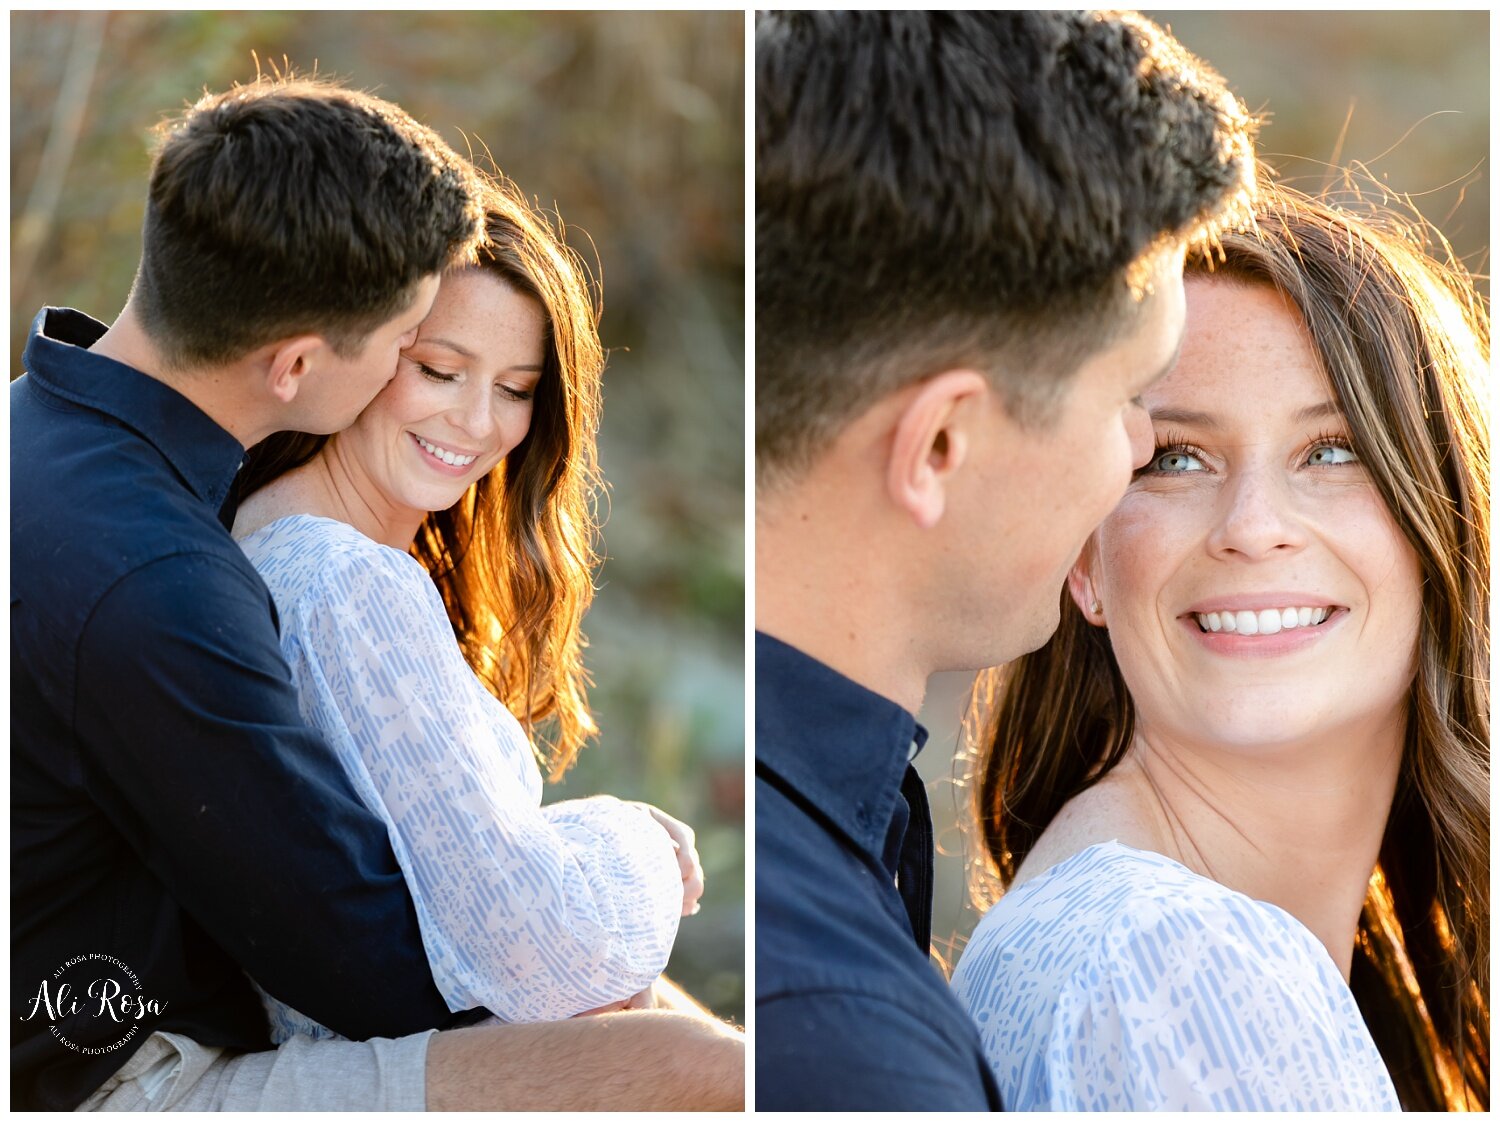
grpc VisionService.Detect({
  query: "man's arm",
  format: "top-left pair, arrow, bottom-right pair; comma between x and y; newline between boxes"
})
74,551 -> 456,1038
427,1011 -> 745,1111
756,990 -> 1000,1110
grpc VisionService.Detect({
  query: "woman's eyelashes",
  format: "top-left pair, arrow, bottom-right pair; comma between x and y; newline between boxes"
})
1136,428 -> 1208,476
1303,430 -> 1358,466
1134,428 -> 1361,478
414,360 -> 534,401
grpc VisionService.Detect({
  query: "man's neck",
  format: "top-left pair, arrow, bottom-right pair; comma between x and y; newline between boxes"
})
756,493 -> 929,716
89,306 -> 267,448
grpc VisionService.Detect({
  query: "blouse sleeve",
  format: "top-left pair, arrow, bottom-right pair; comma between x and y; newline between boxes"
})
1050,894 -> 1401,1111
282,542 -> 683,1024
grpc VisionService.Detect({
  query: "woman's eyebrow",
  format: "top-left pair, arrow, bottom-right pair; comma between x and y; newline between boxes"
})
1149,400 -> 1343,428
416,337 -> 543,374
1292,400 -> 1342,424
1149,407 -> 1218,428
418,336 -> 475,358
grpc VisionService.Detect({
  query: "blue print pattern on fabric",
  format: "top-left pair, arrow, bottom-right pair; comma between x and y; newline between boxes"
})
950,842 -> 1400,1111
239,515 -> 682,1041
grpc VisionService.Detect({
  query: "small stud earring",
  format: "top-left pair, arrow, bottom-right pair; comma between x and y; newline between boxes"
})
1090,599 -> 1102,615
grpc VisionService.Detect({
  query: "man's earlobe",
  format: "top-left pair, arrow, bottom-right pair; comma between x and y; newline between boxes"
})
887,370 -> 987,530
264,335 -> 325,405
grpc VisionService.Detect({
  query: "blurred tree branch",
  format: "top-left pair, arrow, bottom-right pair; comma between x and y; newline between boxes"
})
13,12 -> 107,310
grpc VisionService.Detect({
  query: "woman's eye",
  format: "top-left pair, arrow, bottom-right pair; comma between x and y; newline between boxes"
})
416,362 -> 458,384
497,383 -> 534,402
1148,448 -> 1206,473
1307,443 -> 1358,466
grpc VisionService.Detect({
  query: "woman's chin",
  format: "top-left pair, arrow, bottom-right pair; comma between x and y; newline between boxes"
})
1144,694 -> 1348,756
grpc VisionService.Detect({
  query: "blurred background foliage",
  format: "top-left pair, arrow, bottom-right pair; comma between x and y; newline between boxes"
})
916,10 -> 1489,975
11,11 -> 745,1021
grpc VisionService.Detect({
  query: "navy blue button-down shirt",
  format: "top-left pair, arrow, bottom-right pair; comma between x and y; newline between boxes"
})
11,309 -> 464,1110
755,633 -> 1003,1110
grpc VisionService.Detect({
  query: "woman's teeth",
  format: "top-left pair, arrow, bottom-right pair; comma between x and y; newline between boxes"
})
1194,606 -> 1331,635
415,436 -> 476,467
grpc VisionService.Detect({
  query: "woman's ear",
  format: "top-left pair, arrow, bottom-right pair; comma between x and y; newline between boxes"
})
1066,539 -> 1107,627
886,369 -> 989,529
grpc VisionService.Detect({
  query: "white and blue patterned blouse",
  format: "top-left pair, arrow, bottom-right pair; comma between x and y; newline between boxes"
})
950,841 -> 1400,1111
239,514 -> 683,1041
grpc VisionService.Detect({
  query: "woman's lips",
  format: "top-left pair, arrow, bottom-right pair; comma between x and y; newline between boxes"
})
1192,605 -> 1331,635
410,432 -> 477,477
1180,606 -> 1348,657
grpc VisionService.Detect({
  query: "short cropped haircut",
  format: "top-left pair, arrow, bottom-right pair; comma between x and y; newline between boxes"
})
134,75 -> 484,369
756,11 -> 1256,486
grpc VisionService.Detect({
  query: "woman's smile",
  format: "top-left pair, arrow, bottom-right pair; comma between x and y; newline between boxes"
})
410,432 -> 481,473
1174,589 -> 1348,656
1179,603 -> 1347,658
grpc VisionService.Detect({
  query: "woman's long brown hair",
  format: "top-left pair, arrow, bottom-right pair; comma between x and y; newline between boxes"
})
964,181 -> 1489,1110
234,173 -> 605,780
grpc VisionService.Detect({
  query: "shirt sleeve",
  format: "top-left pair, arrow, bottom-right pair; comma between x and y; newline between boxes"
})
283,542 -> 683,1023
756,990 -> 1000,1110
73,551 -> 457,1041
1052,894 -> 1402,1111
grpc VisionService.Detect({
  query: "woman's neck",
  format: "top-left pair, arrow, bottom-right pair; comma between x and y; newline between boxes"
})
1116,712 -> 1404,980
232,440 -> 423,550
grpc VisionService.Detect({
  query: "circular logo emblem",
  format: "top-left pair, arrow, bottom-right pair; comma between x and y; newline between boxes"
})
19,953 -> 168,1056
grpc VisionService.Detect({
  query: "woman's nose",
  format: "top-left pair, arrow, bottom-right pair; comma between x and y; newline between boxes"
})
452,387 -> 497,440
1205,466 -> 1307,560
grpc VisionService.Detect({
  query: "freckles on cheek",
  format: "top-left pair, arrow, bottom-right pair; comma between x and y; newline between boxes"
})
1094,498 -> 1166,591
1322,494 -> 1423,608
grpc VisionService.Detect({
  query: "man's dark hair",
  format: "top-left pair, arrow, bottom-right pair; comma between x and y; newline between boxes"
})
756,11 -> 1256,485
134,74 -> 485,369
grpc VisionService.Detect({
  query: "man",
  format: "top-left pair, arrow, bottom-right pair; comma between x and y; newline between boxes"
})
754,11 -> 1255,1110
12,76 -> 741,1111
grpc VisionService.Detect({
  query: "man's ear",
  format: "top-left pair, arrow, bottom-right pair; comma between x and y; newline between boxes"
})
261,335 -> 328,405
886,369 -> 989,530
1065,539 -> 1107,627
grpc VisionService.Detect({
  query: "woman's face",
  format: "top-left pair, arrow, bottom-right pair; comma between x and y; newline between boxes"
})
1075,278 -> 1423,751
341,267 -> 545,520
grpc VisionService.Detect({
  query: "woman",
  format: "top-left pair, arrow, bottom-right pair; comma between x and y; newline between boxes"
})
230,175 -> 703,1039
951,182 -> 1488,1111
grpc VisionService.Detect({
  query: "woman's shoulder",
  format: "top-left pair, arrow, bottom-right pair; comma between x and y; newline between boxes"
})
963,841 -> 1328,980
954,842 -> 1398,1110
238,513 -> 430,609
953,841 -> 1357,1040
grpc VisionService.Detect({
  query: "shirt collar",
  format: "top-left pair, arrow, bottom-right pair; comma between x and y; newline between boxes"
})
756,631 -> 929,857
22,308 -> 246,510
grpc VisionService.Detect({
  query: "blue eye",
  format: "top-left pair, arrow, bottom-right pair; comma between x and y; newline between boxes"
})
1307,443 -> 1357,466
1149,448 -> 1206,473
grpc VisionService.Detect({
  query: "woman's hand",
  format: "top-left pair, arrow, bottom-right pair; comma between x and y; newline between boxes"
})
573,984 -> 657,1016
631,803 -> 705,916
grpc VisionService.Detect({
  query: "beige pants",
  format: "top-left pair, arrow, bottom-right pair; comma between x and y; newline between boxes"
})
76,1028 -> 434,1112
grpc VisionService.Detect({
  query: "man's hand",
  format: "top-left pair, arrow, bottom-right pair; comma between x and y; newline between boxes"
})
631,803 -> 705,916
